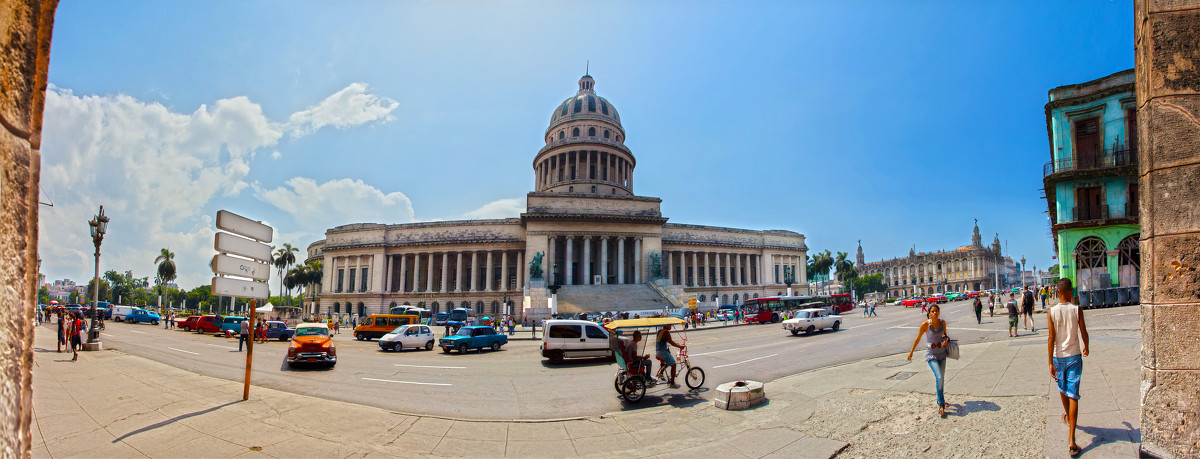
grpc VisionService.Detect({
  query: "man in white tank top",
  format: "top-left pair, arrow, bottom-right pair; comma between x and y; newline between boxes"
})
1047,278 -> 1089,457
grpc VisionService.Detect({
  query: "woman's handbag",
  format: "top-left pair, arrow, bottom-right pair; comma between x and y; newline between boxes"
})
945,339 -> 960,360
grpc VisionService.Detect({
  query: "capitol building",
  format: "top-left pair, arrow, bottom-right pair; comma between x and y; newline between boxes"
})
306,75 -> 809,320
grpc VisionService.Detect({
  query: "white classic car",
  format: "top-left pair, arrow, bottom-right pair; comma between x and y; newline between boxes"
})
782,308 -> 843,336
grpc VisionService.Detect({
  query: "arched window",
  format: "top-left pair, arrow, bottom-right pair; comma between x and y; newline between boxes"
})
1075,237 -> 1108,290
753,294 -> 759,299
558,131 -> 564,140
417,301 -> 425,309
733,293 -> 740,304
568,186 -> 574,192
721,294 -> 729,305
603,130 -> 610,139
431,301 -> 439,313
476,301 -> 485,314
389,302 -> 396,309
333,302 -> 340,313
698,295 -> 706,302
588,127 -> 596,136
402,301 -> 410,306
572,127 -> 580,137
591,185 -> 597,193
357,303 -> 365,317
1118,234 -> 1140,287
491,301 -> 500,314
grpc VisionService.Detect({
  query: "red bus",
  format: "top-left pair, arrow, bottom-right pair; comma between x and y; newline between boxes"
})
827,293 -> 853,314
741,295 -> 812,323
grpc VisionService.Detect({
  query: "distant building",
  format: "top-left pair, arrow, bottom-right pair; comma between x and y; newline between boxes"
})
858,222 -> 1013,298
1041,69 -> 1140,295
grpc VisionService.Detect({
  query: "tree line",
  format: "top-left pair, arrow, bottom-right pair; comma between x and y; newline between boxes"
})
806,249 -> 886,299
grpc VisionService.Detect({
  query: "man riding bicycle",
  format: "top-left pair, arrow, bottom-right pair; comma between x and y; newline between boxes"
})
655,324 -> 684,388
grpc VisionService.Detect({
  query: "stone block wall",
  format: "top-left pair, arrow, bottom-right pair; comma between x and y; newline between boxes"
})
1135,1 -> 1200,457
0,1 -> 57,457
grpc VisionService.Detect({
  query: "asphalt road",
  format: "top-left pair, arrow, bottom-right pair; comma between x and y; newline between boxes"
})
60,300 -> 1135,420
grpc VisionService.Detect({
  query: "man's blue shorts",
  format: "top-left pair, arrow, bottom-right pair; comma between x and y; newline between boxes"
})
1053,354 -> 1083,400
657,349 -> 676,367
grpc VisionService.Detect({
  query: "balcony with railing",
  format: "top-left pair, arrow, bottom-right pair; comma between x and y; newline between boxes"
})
1072,205 -> 1109,222
1043,144 -> 1136,178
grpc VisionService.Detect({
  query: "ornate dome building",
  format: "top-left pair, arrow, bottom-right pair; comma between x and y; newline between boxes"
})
308,75 -> 808,320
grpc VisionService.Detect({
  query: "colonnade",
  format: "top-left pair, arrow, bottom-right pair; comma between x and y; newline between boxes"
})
660,251 -> 766,287
545,235 -> 641,285
535,150 -> 632,191
385,250 -> 525,294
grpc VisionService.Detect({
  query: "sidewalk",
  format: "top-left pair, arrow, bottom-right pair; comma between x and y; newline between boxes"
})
31,325 -> 1139,458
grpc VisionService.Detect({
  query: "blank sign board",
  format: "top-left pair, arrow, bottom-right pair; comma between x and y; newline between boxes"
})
212,276 -> 269,299
215,232 -> 272,263
216,210 -> 273,243
212,254 -> 271,281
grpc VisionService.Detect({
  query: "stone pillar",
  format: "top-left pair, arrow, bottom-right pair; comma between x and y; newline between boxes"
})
426,252 -> 435,293
600,236 -> 608,284
470,251 -> 478,292
412,253 -> 422,292
485,250 -> 494,291
1136,3 -> 1200,455
703,252 -> 711,287
691,251 -> 698,287
384,255 -> 393,293
1,3 -> 56,456
398,254 -> 407,293
735,253 -> 742,286
565,237 -> 574,285
441,252 -> 449,293
501,250 -> 508,291
666,250 -> 673,284
547,236 -> 555,285
518,251 -> 525,290
617,237 -> 626,284
716,252 -> 724,286
456,252 -> 464,292
582,236 -> 592,285
634,238 -> 642,283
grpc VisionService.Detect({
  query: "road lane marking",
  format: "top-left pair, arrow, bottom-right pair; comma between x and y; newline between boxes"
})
691,348 -> 740,357
362,377 -> 451,386
167,347 -> 198,355
129,330 -> 147,335
206,344 -> 237,350
713,353 -> 778,369
393,364 -> 465,369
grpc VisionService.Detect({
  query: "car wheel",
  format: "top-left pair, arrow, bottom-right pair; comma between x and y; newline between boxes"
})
549,350 -> 564,363
355,333 -> 363,341
390,343 -> 399,352
790,329 -> 799,336
490,342 -> 501,351
771,314 -> 780,323
441,346 -> 451,353
805,325 -> 815,335
832,321 -> 841,331
425,341 -> 434,351
279,335 -> 289,341
458,343 -> 469,354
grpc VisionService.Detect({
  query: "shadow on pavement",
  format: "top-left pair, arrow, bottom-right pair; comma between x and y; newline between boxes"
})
112,400 -> 242,443
947,400 -> 1001,417
1078,421 -> 1139,455
618,388 -> 710,411
539,357 -> 615,368
279,359 -> 335,372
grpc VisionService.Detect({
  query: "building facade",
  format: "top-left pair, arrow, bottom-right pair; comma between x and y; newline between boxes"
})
1042,69 -> 1140,294
308,75 -> 808,320
858,223 -> 1013,298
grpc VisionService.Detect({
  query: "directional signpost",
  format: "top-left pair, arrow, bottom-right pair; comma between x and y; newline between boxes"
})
212,210 -> 273,401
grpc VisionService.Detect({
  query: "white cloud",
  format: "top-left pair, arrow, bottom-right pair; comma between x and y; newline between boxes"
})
271,150 -> 282,160
254,177 -> 416,237
38,83 -> 397,290
462,198 -> 525,219
285,82 -> 398,137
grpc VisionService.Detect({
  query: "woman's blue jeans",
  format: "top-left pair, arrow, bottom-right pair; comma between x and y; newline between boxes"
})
927,357 -> 947,407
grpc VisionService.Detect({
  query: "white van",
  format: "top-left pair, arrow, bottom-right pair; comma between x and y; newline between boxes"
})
110,305 -> 136,322
541,319 -> 612,363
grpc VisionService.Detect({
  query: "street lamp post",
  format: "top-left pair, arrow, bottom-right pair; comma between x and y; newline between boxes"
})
88,205 -> 109,345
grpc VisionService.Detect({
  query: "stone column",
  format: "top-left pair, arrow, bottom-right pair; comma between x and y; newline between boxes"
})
633,238 -> 642,283
486,250 -> 494,291
412,253 -> 422,292
547,236 -> 555,285
600,236 -> 609,284
398,254 -> 407,293
518,251 -> 525,290
441,252 -> 449,293
703,252 -> 711,287
582,236 -> 592,285
426,252 -> 435,293
617,237 -> 626,284
500,250 -> 508,291
690,251 -> 698,287
456,252 -> 464,292
735,253 -> 742,286
564,237 -> 574,285
469,251 -> 478,292
384,255 -> 393,293
1136,3 -> 1200,455
666,250 -> 673,284
715,252 -> 724,286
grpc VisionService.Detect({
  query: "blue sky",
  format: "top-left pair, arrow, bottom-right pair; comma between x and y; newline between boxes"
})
39,1 -> 1134,288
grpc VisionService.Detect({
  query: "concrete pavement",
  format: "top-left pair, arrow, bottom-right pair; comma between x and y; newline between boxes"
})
31,314 -> 1140,458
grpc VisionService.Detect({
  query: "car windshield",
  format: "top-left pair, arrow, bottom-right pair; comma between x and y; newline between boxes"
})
296,327 -> 329,337
452,328 -> 472,337
390,326 -> 409,334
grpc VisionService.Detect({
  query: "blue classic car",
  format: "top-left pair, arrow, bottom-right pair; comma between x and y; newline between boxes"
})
125,309 -> 161,325
220,316 -> 247,334
264,321 -> 295,341
439,326 -> 507,354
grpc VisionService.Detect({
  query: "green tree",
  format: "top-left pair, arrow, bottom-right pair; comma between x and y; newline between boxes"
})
273,243 -> 299,306
300,259 -> 322,313
68,290 -> 80,304
834,251 -> 857,290
1048,264 -> 1060,276
807,250 -> 834,282
37,286 -> 50,304
84,278 -> 111,304
850,273 -> 887,299
155,248 -> 177,308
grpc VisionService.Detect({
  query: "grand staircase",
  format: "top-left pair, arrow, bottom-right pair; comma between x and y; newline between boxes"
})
554,283 -> 678,314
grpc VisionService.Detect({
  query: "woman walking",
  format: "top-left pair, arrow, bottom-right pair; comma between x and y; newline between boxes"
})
906,304 -> 952,416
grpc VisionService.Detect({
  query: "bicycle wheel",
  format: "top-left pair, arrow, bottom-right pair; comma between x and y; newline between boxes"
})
621,377 -> 646,403
685,366 -> 705,389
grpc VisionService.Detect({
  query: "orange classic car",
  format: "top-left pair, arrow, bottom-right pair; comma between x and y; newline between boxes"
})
286,323 -> 337,368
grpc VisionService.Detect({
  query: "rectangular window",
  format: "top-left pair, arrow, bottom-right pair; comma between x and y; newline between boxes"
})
347,269 -> 356,293
336,269 -> 344,293
774,265 -> 780,284
1075,186 -> 1105,221
1127,182 -> 1139,218
361,268 -> 369,292
1125,108 -> 1137,163
549,325 -> 582,339
1073,117 -> 1101,169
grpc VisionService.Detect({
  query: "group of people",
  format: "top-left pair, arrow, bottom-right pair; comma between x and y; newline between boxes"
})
617,323 -> 684,389
860,300 -> 880,317
53,309 -> 88,361
907,278 -> 1090,456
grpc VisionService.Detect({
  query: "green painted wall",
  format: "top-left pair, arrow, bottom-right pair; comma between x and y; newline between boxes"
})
1057,224 -> 1139,287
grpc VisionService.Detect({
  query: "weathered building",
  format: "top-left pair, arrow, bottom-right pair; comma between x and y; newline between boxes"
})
1042,69 -> 1140,302
858,223 -> 1012,298
311,75 -> 808,320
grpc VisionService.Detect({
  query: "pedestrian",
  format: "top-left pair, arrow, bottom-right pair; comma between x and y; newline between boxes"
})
906,304 -> 952,416
69,311 -> 85,361
238,317 -> 249,351
973,297 -> 983,324
1047,277 -> 1089,457
988,293 -> 995,317
1040,286 -> 1049,311
869,301 -> 877,317
333,320 -> 340,334
1006,293 -> 1020,337
56,310 -> 66,353
1022,286 -> 1037,331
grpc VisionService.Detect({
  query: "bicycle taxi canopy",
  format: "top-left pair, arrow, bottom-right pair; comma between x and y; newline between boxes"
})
604,317 -> 685,332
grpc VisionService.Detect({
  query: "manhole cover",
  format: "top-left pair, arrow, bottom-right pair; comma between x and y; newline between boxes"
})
875,360 -> 910,368
887,371 -> 917,381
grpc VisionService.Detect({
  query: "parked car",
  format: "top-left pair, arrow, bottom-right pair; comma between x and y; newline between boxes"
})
945,292 -> 963,301
354,314 -> 420,341
286,323 -> 336,368
901,298 -> 924,307
541,320 -> 611,363
264,321 -> 295,341
110,305 -> 136,322
439,326 -> 507,354
891,299 -> 905,306
125,309 -> 161,325
378,324 -> 436,351
194,315 -> 223,334
782,308 -> 843,336
180,315 -> 201,331
219,316 -> 247,334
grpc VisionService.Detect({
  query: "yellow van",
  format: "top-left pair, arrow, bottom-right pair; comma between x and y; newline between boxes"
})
354,314 -> 420,341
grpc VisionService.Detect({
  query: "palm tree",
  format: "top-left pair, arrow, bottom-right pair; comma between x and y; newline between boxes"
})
155,248 -> 176,309
300,259 -> 322,315
834,251 -> 857,292
807,250 -> 834,282
273,243 -> 299,306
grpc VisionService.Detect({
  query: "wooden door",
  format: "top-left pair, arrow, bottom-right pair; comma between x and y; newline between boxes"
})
1076,186 -> 1104,220
1074,118 -> 1101,169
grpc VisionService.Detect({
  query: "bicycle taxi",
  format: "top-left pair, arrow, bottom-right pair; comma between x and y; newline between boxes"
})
605,317 -> 706,403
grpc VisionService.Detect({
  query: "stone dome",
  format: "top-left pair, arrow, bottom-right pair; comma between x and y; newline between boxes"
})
547,75 -> 623,135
